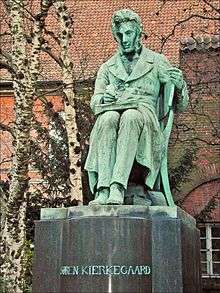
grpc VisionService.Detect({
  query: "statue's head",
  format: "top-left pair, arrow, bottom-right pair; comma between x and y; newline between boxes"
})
112,9 -> 143,54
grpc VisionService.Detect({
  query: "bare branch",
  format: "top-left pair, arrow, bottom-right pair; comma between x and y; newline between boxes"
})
41,44 -> 63,67
0,61 -> 15,74
0,49 -> 12,62
160,13 -> 220,51
0,122 -> 15,138
192,111 -> 219,137
43,28 -> 60,45
0,32 -> 11,37
24,35 -> 63,67
37,84 -> 64,96
179,137 -> 219,146
202,0 -> 220,13
0,158 -> 12,166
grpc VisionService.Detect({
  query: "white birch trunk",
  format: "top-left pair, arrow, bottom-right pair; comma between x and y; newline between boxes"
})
1,1 -> 52,291
1,2 -> 29,291
54,0 -> 83,203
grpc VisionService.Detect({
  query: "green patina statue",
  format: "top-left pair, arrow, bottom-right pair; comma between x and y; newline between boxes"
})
85,9 -> 188,205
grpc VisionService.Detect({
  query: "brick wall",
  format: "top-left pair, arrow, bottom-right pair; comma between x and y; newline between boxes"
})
0,94 -> 64,184
169,47 -> 220,220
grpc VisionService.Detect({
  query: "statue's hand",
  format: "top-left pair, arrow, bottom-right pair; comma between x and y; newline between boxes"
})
167,68 -> 184,91
103,93 -> 117,104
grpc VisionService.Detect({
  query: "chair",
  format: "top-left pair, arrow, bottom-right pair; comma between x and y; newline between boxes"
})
155,81 -> 175,206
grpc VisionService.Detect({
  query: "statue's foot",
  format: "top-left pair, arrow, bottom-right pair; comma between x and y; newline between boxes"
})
89,188 -> 109,205
106,183 -> 125,205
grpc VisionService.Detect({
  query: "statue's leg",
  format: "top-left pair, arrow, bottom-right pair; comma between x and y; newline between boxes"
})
107,109 -> 144,204
89,111 -> 120,205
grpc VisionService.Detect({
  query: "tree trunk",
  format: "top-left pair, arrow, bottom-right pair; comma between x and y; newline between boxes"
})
1,1 -> 52,291
1,1 -> 30,291
54,0 -> 83,203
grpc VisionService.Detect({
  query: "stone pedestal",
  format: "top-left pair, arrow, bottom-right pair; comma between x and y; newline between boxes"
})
32,206 -> 201,293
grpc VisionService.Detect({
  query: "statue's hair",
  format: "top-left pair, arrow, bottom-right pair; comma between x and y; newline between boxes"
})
111,9 -> 143,40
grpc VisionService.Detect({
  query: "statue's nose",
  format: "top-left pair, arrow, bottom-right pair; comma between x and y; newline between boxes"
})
122,34 -> 129,44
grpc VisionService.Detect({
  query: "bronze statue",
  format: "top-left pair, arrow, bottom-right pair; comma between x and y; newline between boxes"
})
85,9 -> 188,205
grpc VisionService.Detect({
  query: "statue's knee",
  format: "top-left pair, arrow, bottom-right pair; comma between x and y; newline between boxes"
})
121,109 -> 143,124
99,111 -> 120,128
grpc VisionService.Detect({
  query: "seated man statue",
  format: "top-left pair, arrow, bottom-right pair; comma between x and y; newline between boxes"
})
85,9 -> 188,205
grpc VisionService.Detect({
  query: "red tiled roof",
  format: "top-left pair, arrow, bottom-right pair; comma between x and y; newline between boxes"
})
0,0 -> 219,81
68,0 -> 219,79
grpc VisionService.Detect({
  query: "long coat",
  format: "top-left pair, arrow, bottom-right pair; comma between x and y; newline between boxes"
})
85,46 -> 188,193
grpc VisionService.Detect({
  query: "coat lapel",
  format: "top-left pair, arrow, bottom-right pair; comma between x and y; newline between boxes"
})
107,47 -> 155,82
126,47 -> 155,82
108,53 -> 129,81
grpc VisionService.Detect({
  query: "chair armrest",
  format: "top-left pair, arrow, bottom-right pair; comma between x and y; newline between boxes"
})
167,83 -> 175,108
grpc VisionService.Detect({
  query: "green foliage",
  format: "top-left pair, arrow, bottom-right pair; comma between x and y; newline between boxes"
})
0,277 -> 11,293
22,239 -> 34,293
0,276 -> 31,293
195,192 -> 220,222
169,145 -> 198,193
74,99 -> 95,203
30,106 -> 70,197
0,240 -> 33,293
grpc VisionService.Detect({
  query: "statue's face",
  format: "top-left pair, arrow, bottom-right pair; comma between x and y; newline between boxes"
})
116,21 -> 138,54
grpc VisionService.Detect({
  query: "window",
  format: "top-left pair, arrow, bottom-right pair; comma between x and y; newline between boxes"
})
199,223 -> 220,277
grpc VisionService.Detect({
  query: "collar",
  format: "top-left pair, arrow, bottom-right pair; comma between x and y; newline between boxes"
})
108,46 -> 155,82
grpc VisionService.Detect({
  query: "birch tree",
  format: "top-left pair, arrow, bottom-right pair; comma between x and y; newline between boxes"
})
53,0 -> 83,203
0,0 -> 85,288
1,1 -> 52,291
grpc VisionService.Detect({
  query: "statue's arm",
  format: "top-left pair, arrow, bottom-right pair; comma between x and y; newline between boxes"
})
90,63 -> 109,113
159,54 -> 189,112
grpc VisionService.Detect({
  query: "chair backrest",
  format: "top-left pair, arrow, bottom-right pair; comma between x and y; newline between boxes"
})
155,81 -> 175,206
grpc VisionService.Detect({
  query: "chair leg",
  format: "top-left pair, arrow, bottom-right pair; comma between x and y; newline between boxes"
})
160,155 -> 175,207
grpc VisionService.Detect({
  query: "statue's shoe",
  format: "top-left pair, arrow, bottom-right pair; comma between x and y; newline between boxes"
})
106,183 -> 124,205
89,188 -> 109,205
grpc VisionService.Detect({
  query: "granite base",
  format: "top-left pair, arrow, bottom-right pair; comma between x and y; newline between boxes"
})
32,206 -> 201,293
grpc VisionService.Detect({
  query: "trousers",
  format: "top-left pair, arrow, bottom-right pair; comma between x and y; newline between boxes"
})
95,109 -> 145,190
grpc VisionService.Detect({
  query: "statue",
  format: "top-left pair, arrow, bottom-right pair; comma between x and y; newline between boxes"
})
85,9 -> 188,205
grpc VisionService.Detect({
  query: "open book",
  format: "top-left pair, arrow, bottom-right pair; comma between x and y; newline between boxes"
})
94,99 -> 138,115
